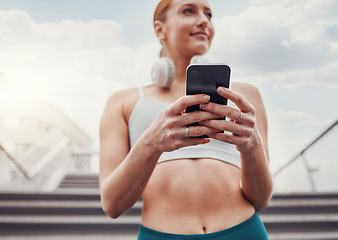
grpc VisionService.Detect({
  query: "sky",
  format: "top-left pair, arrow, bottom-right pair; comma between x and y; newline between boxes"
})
0,0 -> 337,173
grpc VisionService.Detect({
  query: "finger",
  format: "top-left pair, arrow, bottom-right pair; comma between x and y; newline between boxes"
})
208,132 -> 242,146
216,87 -> 254,113
208,132 -> 252,153
200,103 -> 245,123
200,119 -> 253,136
182,110 -> 224,125
180,137 -> 211,148
186,126 -> 221,138
170,95 -> 210,115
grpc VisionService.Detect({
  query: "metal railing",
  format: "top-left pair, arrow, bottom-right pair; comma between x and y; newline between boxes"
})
0,144 -> 30,179
0,100 -> 94,191
273,119 -> 338,193
0,130 -> 70,179
0,131 -> 91,191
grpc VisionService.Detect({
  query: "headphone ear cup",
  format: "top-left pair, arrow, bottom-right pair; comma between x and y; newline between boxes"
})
151,57 -> 175,88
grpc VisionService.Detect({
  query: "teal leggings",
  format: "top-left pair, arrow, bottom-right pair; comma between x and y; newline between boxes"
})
137,212 -> 269,240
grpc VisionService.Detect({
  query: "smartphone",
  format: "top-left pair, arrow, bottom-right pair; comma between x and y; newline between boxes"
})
186,64 -> 231,137
186,64 -> 231,112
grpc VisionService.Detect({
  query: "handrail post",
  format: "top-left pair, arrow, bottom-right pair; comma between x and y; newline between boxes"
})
301,154 -> 317,192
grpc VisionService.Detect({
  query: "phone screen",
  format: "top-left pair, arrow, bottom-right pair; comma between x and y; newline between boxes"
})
185,64 -> 231,137
186,64 -> 231,114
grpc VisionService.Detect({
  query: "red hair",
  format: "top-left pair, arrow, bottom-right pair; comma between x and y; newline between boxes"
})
154,0 -> 173,57
154,0 -> 172,23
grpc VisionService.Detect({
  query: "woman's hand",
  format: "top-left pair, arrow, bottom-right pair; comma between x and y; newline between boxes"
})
143,94 -> 222,154
199,86 -> 262,153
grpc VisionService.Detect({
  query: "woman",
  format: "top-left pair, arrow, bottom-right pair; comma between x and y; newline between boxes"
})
99,0 -> 273,239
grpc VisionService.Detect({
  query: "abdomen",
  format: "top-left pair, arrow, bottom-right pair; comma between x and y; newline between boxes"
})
141,158 -> 255,234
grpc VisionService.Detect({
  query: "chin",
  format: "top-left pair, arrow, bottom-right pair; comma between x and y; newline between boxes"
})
191,43 -> 210,55
191,47 -> 209,56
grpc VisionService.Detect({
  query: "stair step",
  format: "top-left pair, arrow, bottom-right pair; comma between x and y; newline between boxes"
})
261,213 -> 338,223
261,214 -> 338,232
60,179 -> 99,183
59,183 -> 98,189
0,235 -> 137,240
268,231 -> 338,240
0,200 -> 142,216
268,199 -> 338,207
263,198 -> 338,214
272,193 -> 338,200
1,232 -> 338,240
0,215 -> 141,224
62,174 -> 99,179
0,191 -> 100,200
0,215 -> 141,234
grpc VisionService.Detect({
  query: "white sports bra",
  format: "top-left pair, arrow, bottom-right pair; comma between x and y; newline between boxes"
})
128,88 -> 241,168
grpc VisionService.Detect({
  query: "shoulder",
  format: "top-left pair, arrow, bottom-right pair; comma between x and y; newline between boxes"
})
232,82 -> 261,100
105,88 -> 139,108
104,88 -> 140,113
231,82 -> 264,109
102,87 -> 140,124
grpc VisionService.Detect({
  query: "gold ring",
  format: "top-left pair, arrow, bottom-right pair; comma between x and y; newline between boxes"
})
236,111 -> 243,122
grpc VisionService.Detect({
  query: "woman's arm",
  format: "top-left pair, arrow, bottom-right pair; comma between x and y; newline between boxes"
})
199,83 -> 273,211
99,90 -> 160,218
99,89 -> 221,218
234,83 -> 272,211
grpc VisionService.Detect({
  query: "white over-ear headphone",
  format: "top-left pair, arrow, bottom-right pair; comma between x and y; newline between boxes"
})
151,57 -> 175,88
151,55 -> 209,88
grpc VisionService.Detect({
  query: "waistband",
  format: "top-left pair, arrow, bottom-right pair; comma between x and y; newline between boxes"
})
138,212 -> 269,240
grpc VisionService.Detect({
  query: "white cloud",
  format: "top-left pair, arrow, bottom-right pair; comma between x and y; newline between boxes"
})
0,9 -> 161,143
208,0 -> 338,86
266,62 -> 338,89
269,110 -> 330,128
0,9 -> 124,48
248,0 -> 274,4
0,9 -> 160,100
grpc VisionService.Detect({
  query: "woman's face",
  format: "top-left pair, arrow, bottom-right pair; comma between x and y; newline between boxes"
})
159,0 -> 214,58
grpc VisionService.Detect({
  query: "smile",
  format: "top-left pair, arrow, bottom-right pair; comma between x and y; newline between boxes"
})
190,32 -> 209,39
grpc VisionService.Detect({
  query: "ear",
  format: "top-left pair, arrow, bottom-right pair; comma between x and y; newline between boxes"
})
154,20 -> 166,42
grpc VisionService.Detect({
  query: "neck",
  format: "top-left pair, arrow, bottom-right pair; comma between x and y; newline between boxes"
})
169,54 -> 191,84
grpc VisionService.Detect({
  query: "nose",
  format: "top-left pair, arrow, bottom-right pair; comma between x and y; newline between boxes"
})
196,12 -> 209,28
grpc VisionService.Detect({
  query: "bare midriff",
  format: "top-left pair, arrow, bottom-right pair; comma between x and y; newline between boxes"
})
141,158 -> 255,234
